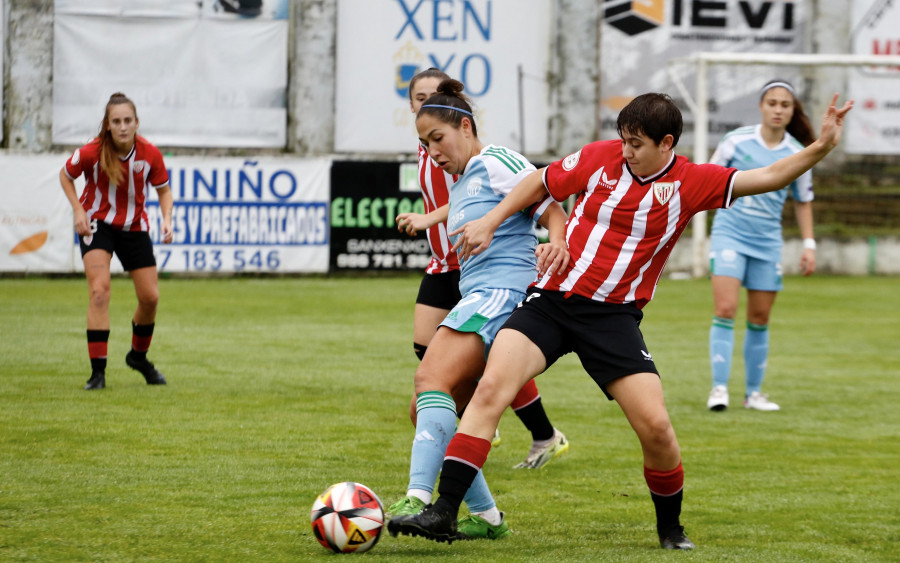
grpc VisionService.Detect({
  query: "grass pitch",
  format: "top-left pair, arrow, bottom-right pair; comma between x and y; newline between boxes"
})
1,274 -> 898,562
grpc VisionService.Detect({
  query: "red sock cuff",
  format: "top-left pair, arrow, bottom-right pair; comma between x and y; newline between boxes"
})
510,379 -> 540,410
132,335 -> 153,353
644,462 -> 684,497
445,432 -> 492,470
88,341 -> 108,359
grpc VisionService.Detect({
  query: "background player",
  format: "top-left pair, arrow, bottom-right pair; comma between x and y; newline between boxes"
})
706,79 -> 817,412
388,78 -> 570,539
397,68 -> 569,470
59,92 -> 174,390
388,92 -> 853,549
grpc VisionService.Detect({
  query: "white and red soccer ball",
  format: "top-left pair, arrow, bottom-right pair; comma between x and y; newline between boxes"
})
311,482 -> 384,553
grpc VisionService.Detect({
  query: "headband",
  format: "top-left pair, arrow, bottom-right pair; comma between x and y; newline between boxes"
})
761,81 -> 795,96
421,104 -> 473,116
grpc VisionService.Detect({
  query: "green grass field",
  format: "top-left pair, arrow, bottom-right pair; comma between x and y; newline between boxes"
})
1,274 -> 898,562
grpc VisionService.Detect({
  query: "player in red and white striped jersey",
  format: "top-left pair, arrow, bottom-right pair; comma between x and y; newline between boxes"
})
60,92 -> 174,391
393,92 -> 853,549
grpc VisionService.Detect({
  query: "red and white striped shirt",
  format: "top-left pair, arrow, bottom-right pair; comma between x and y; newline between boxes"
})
64,136 -> 169,232
417,144 -> 460,274
537,140 -> 737,308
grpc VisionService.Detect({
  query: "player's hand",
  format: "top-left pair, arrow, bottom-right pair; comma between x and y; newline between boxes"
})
818,94 -> 854,150
73,208 -> 91,236
450,217 -> 495,262
799,248 -> 816,276
161,219 -> 174,244
396,213 -> 428,236
535,239 -> 569,278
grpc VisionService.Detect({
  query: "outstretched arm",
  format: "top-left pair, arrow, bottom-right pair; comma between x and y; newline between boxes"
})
733,94 -> 853,198
450,169 -> 549,261
396,204 -> 449,236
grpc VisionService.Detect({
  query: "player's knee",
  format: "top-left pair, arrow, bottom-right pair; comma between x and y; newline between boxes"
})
89,284 -> 111,309
640,416 -> 677,452
414,342 -> 427,361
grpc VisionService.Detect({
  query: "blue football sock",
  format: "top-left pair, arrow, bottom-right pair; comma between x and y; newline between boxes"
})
710,316 -> 735,388
744,322 -> 769,394
462,469 -> 496,514
408,391 -> 457,494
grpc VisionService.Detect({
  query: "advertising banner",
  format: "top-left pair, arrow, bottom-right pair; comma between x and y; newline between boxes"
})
330,161 -> 432,271
0,154 -> 329,274
334,0 -> 552,155
148,157 -> 330,274
847,0 -> 900,155
53,1 -> 288,148
600,0 -> 807,151
0,155 -> 78,273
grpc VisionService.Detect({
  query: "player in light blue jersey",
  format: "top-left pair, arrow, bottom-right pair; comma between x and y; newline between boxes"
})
706,79 -> 818,412
389,78 -> 570,540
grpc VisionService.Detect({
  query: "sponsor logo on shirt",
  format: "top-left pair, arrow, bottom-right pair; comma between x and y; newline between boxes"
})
588,166 -> 618,191
562,150 -> 581,171
466,178 -> 482,197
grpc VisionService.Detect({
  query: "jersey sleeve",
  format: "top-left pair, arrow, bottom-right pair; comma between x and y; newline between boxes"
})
147,145 -> 170,190
543,140 -> 613,202
684,162 -> 739,211
709,135 -> 735,167
63,145 -> 89,180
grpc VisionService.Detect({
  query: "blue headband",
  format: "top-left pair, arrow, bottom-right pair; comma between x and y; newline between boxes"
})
761,81 -> 795,96
421,104 -> 473,116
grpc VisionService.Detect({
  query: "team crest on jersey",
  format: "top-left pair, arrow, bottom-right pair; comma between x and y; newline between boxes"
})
466,178 -> 482,197
133,161 -> 145,174
652,182 -> 675,205
562,150 -> 581,171
71,149 -> 81,165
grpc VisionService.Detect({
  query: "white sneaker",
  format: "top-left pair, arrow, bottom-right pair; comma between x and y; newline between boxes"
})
491,428 -> 501,447
707,385 -> 729,411
744,391 -> 780,411
513,428 -> 569,469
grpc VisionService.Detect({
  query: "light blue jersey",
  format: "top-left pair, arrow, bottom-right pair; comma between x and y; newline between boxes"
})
447,145 -> 551,296
709,124 -> 813,260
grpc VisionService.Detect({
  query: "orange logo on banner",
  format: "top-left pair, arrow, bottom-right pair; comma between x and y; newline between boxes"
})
10,231 -> 48,254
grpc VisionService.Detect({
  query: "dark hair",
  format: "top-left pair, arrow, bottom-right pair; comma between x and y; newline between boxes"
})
416,78 -> 478,137
408,67 -> 451,102
616,93 -> 683,148
98,92 -> 137,186
760,79 -> 814,147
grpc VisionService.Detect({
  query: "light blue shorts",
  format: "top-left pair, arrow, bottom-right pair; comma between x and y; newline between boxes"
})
440,287 -> 526,359
709,247 -> 783,291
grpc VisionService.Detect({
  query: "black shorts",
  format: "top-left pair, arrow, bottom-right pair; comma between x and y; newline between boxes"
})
79,219 -> 156,271
415,270 -> 462,310
502,288 -> 658,400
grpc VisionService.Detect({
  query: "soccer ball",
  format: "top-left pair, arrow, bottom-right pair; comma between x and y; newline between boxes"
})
311,482 -> 385,553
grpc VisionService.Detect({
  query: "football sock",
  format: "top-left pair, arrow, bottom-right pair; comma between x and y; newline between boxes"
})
87,329 -> 109,373
131,321 -> 154,358
461,469 -> 496,514
435,433 -> 491,513
407,391 -> 456,494
407,488 -> 432,505
710,316 -> 735,388
511,380 -> 555,442
472,505 -> 502,526
645,462 -> 684,536
744,322 -> 769,394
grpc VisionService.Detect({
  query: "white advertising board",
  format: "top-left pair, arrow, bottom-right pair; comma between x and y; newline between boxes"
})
334,0 -> 552,155
53,1 -> 288,148
847,0 -> 900,155
0,154 -> 331,274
